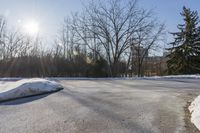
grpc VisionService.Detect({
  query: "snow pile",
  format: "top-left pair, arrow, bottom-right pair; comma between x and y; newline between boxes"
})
140,75 -> 200,80
147,75 -> 200,79
0,77 -> 22,81
189,95 -> 200,130
0,78 -> 63,102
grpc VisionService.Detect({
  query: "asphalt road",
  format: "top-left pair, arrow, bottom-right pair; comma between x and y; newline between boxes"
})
0,79 -> 200,133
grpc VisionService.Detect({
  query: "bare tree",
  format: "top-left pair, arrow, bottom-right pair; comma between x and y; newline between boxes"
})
4,31 -> 24,58
0,16 -> 7,59
131,24 -> 165,77
68,0 -> 164,76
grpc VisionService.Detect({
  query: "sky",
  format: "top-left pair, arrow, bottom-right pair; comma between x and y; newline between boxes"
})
139,0 -> 200,40
0,0 -> 199,48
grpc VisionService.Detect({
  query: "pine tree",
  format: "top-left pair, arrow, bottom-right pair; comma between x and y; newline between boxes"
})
167,6 -> 200,74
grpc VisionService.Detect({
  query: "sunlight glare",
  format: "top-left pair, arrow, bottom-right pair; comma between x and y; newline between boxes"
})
23,20 -> 39,36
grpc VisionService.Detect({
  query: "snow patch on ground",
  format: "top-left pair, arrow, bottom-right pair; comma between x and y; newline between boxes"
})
147,75 -> 200,79
0,75 -> 199,81
0,78 -> 63,102
189,95 -> 200,131
48,74 -> 200,80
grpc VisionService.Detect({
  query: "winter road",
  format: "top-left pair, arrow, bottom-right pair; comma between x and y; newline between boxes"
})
0,79 -> 200,133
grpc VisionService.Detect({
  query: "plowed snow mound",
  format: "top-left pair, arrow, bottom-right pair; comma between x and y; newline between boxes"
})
0,78 -> 63,102
189,95 -> 200,131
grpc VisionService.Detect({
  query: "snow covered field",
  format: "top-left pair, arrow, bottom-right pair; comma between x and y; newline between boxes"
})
0,78 -> 63,102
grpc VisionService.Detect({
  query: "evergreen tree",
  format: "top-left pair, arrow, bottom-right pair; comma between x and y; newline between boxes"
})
167,6 -> 200,74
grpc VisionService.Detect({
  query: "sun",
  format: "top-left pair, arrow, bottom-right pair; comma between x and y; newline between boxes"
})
23,20 -> 39,36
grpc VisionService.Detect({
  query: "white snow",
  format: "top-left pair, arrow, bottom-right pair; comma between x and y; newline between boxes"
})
0,78 -> 63,102
189,95 -> 200,131
48,74 -> 200,80
146,75 -> 200,79
0,74 -> 199,81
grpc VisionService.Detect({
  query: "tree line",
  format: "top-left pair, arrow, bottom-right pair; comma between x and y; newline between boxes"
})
0,0 -> 199,77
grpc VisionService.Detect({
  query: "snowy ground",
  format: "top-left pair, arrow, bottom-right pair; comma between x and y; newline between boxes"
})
0,78 -> 63,102
0,74 -> 199,81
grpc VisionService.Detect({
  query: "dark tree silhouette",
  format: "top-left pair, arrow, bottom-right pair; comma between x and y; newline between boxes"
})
167,6 -> 200,74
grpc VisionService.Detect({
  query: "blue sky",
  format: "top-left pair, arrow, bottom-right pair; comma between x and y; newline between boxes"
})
140,0 -> 200,34
0,0 -> 199,45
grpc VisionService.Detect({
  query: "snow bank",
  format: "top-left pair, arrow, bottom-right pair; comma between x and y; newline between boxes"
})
146,75 -> 200,80
189,95 -> 200,131
0,78 -> 63,102
47,75 -> 200,80
0,75 -> 199,81
0,77 -> 22,81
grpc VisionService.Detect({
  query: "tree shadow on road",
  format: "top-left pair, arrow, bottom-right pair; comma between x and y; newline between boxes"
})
59,88 -> 153,133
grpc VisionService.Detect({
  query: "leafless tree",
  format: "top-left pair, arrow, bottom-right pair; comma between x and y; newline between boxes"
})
4,31 -> 24,58
67,0 -> 165,76
0,1 -> 165,77
0,16 -> 7,59
131,24 -> 165,77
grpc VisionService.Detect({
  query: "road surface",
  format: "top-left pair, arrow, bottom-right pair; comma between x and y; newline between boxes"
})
0,79 -> 200,133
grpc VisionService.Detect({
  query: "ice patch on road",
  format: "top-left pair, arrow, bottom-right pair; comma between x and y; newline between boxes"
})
0,78 -> 63,102
189,95 -> 200,131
